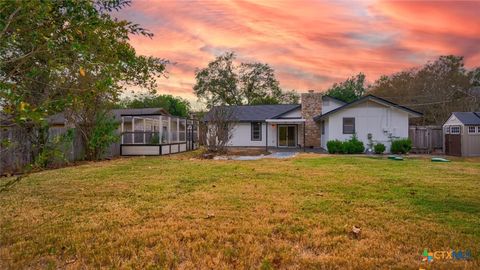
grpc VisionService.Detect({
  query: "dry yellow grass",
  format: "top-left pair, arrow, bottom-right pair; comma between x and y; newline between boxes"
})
0,152 -> 479,269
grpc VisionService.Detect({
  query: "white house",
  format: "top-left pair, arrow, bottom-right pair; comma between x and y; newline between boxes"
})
204,92 -> 422,152
315,95 -> 422,151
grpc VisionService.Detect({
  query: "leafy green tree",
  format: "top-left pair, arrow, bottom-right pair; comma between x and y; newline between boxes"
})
0,0 -> 167,161
325,73 -> 366,103
194,52 -> 299,108
118,93 -> 190,117
369,55 -> 479,124
238,62 -> 281,104
194,52 -> 240,107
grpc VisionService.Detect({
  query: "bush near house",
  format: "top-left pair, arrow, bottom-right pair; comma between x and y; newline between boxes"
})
326,140 -> 343,154
390,138 -> 412,154
374,143 -> 386,154
327,135 -> 365,154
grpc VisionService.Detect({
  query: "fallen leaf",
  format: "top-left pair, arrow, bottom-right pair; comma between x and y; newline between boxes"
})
79,67 -> 86,77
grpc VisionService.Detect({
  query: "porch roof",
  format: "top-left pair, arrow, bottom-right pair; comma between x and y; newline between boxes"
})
265,118 -> 305,123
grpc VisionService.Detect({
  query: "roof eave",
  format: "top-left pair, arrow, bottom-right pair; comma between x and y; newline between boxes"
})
313,95 -> 423,121
271,104 -> 301,119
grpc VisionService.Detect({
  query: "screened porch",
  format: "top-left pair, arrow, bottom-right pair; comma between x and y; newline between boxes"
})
120,114 -> 199,156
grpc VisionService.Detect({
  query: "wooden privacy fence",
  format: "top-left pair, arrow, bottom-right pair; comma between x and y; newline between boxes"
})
409,126 -> 443,154
0,126 -> 119,176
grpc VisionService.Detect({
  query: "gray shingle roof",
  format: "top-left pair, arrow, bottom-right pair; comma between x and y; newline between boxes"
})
452,112 -> 480,125
204,104 -> 300,122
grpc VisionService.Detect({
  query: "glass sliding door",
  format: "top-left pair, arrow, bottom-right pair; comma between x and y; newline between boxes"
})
278,125 -> 297,147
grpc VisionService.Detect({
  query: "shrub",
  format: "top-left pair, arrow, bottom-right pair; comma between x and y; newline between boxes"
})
88,113 -> 120,160
34,128 -> 74,169
327,135 -> 364,154
341,135 -> 365,154
374,143 -> 386,154
390,138 -> 412,154
327,140 -> 343,154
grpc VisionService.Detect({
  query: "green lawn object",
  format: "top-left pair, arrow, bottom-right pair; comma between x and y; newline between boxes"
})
388,155 -> 404,160
432,157 -> 450,162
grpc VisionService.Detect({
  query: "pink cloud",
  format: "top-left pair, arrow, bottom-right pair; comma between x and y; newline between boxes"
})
115,0 -> 480,103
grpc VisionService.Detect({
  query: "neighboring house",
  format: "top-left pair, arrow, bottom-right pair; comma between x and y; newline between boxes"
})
443,112 -> 480,156
204,91 -> 423,152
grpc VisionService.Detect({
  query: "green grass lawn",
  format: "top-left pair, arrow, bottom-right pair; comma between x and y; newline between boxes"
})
1,153 -> 479,269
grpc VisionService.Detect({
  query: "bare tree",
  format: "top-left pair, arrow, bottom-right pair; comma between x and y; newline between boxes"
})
204,106 -> 236,153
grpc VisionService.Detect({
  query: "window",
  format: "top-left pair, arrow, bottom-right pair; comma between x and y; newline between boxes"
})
445,126 -> 450,134
478,126 -> 480,133
450,126 -> 461,134
343,118 -> 355,134
468,126 -> 476,134
321,120 -> 325,135
251,122 -> 262,141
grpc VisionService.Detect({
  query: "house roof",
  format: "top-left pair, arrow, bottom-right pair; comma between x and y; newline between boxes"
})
313,94 -> 423,121
450,112 -> 480,125
203,104 -> 301,122
48,108 -> 169,125
322,95 -> 347,104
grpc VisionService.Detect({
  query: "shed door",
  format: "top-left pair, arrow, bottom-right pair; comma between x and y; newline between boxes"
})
445,134 -> 461,156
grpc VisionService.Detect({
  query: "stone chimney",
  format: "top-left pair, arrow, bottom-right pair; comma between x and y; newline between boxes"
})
301,90 -> 322,148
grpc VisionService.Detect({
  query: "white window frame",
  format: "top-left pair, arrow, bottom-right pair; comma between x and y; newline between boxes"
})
251,122 -> 262,141
450,126 -> 461,134
468,126 -> 476,134
477,126 -> 480,133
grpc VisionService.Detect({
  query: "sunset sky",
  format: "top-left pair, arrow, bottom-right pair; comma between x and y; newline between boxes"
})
116,0 -> 480,108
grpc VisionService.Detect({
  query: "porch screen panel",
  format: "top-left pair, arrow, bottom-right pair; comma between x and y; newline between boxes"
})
179,119 -> 186,142
170,118 -> 178,142
143,116 -> 160,144
161,117 -> 169,143
133,117 -> 145,144
122,116 -> 133,143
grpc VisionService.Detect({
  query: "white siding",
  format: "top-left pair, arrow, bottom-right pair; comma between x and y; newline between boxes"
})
277,108 -> 302,118
229,122 -> 272,147
322,98 -> 345,114
122,145 -> 159,155
324,100 -> 409,152
321,119 -> 329,149
443,114 -> 463,126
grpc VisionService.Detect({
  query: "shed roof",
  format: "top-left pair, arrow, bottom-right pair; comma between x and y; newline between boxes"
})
204,104 -> 300,122
451,112 -> 480,125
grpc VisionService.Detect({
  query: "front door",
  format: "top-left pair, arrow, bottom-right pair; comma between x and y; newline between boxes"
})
278,125 -> 297,147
